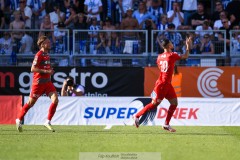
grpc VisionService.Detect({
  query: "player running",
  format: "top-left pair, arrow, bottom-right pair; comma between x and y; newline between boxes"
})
133,37 -> 192,132
16,36 -> 58,132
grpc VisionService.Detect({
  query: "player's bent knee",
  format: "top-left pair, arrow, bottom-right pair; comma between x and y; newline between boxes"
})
168,98 -> 178,106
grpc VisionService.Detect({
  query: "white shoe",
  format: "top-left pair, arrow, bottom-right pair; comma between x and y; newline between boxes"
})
162,125 -> 176,132
133,116 -> 140,128
44,122 -> 55,132
16,119 -> 23,132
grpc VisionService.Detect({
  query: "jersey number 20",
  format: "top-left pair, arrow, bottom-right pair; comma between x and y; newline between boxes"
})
159,61 -> 168,72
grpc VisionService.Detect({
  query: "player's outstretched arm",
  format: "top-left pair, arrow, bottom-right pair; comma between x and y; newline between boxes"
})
180,37 -> 192,59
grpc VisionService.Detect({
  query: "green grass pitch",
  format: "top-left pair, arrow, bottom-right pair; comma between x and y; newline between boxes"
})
0,125 -> 240,160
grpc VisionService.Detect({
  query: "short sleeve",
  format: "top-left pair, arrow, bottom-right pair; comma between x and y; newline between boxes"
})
33,53 -> 41,66
173,52 -> 181,61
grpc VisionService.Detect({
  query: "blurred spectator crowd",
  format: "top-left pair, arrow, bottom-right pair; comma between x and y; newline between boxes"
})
0,0 -> 240,66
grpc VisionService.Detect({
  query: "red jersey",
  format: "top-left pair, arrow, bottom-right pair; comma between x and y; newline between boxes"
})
156,52 -> 181,84
32,50 -> 52,84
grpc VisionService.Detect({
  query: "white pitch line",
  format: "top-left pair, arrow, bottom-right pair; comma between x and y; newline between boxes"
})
104,125 -> 113,130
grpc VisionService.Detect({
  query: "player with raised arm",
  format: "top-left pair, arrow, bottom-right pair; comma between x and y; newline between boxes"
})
16,36 -> 59,132
133,36 -> 192,132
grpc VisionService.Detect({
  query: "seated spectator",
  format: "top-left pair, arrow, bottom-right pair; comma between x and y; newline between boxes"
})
164,23 -> 183,52
140,19 -> 156,52
17,0 -> 32,28
19,27 -> 33,54
96,32 -> 108,54
103,17 -> 116,41
163,0 -> 183,13
200,34 -> 215,54
212,0 -> 224,22
88,17 -> 101,54
157,13 -> 168,31
38,14 -> 55,43
108,31 -> 122,66
132,1 -> 156,25
213,11 -> 230,30
64,4 -> 77,30
195,20 -> 213,39
231,35 -> 240,66
49,3 -> 66,28
148,0 -> 164,24
213,11 -> 230,39
0,32 -> 12,55
9,10 -> 25,54
231,28 -> 240,53
84,0 -> 103,22
190,2 -> 210,29
191,33 -> 201,54
27,0 -> 46,29
73,13 -> 88,29
156,14 -> 169,52
74,13 -> 88,52
54,22 -> 67,53
218,17 -> 232,47
140,18 -> 156,30
91,32 -> 108,66
231,24 -> 240,65
167,1 -> 184,29
109,32 -> 120,54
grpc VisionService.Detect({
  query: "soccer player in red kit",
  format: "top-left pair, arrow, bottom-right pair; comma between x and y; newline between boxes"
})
133,37 -> 192,132
16,36 -> 59,132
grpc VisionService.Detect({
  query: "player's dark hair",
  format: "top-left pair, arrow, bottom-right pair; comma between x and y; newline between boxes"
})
161,39 -> 170,48
37,36 -> 48,48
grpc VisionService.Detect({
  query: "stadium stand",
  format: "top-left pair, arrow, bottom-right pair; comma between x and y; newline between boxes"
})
0,0 -> 239,67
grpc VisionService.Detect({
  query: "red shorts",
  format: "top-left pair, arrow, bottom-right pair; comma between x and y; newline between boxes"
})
151,81 -> 177,103
30,82 -> 56,99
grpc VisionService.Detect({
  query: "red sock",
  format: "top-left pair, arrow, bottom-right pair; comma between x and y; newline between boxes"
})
136,103 -> 156,118
18,103 -> 31,121
165,105 -> 177,125
47,103 -> 58,121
